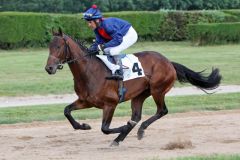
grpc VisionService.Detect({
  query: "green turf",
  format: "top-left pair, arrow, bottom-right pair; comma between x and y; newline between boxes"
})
0,92 -> 239,124
0,41 -> 239,96
148,154 -> 240,160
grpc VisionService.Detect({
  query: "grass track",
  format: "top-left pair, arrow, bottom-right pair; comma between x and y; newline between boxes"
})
0,92 -> 239,124
0,41 -> 239,96
159,154 -> 240,160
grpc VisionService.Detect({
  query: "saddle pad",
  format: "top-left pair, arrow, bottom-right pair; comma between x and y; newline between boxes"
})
96,54 -> 145,81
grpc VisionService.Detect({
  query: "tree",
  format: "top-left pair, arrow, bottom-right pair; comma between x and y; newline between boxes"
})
0,0 -> 239,12
188,0 -> 203,10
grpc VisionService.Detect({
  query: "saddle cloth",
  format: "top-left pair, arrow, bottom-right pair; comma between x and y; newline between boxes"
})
96,54 -> 145,81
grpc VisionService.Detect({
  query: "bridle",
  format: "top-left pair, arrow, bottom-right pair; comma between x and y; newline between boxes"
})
54,35 -> 90,70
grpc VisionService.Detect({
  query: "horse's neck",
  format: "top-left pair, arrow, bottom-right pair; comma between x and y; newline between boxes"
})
67,42 -> 88,81
67,41 -> 106,92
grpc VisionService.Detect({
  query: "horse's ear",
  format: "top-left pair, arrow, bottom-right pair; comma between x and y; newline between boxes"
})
51,27 -> 63,36
52,27 -> 58,36
58,27 -> 63,37
52,27 -> 56,36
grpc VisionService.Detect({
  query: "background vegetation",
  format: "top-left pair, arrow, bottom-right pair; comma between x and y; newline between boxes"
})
164,154 -> 240,160
0,92 -> 239,124
1,0 -> 240,13
188,22 -> 240,45
1,10 -> 240,49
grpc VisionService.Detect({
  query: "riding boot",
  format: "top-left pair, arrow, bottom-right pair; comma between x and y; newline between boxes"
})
106,55 -> 123,80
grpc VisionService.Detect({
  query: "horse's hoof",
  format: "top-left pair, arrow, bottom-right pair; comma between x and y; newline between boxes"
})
137,129 -> 144,140
82,123 -> 91,130
110,140 -> 119,147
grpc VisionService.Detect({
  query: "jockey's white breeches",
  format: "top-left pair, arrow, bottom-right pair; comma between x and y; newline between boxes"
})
104,26 -> 138,56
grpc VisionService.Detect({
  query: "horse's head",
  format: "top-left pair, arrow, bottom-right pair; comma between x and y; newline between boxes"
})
45,28 -> 71,75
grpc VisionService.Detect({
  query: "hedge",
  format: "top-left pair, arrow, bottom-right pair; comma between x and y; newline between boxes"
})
0,10 -> 240,49
0,12 -> 52,49
187,22 -> 240,45
223,9 -> 240,21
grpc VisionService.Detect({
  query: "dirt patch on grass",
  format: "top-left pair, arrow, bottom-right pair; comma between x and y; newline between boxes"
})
162,138 -> 194,150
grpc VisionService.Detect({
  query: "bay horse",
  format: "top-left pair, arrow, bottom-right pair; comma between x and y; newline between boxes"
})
45,29 -> 221,146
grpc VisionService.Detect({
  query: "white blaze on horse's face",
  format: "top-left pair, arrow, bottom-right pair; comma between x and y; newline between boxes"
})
45,36 -> 65,75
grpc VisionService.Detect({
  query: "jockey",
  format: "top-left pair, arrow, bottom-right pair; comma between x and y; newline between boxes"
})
83,4 -> 138,80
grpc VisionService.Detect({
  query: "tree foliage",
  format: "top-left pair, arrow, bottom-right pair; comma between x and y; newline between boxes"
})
0,0 -> 240,13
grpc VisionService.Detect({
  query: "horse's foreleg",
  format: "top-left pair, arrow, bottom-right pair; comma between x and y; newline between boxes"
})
111,117 -> 139,146
112,90 -> 150,145
101,106 -> 135,146
101,106 -> 121,134
64,100 -> 91,130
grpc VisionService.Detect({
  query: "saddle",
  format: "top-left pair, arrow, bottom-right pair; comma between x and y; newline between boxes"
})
96,54 -> 145,103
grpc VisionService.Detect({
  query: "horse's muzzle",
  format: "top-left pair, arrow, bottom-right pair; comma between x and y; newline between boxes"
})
45,65 -> 58,75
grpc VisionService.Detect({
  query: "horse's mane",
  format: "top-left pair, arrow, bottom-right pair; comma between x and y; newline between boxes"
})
74,37 -> 99,57
75,39 -> 89,53
63,34 -> 99,58
64,34 -> 89,54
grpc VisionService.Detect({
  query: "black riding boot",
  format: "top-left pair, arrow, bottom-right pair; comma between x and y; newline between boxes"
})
106,56 -> 123,80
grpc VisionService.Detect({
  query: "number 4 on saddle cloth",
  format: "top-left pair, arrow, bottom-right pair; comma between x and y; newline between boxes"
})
96,54 -> 145,81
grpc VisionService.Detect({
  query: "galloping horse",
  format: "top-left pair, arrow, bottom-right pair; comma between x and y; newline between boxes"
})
45,29 -> 221,146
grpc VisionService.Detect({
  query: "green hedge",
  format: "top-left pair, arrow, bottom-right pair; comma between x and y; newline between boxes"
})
0,12 -> 52,49
0,10 -> 240,49
223,9 -> 240,21
188,22 -> 240,45
105,11 -> 166,40
0,12 -> 89,49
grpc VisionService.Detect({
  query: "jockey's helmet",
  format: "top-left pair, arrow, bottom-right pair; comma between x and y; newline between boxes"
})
83,5 -> 102,21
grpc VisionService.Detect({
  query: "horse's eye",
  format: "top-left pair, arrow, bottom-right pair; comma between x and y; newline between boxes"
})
57,46 -> 61,49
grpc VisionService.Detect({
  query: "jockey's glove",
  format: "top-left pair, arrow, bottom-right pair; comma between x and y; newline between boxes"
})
97,44 -> 105,52
87,47 -> 99,55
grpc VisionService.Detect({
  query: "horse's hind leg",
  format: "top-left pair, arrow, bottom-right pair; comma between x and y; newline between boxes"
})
112,90 -> 150,145
64,100 -> 91,130
137,93 -> 168,140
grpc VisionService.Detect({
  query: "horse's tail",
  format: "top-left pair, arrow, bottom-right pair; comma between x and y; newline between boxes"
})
171,62 -> 222,91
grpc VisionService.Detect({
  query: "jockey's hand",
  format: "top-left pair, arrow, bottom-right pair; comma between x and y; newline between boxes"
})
97,44 -> 105,55
97,44 -> 105,51
87,47 -> 99,55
